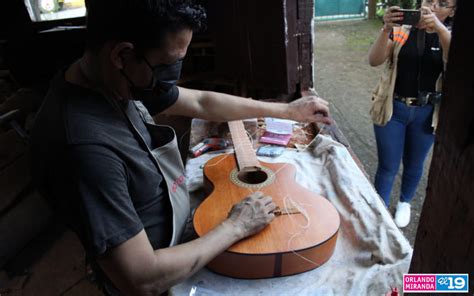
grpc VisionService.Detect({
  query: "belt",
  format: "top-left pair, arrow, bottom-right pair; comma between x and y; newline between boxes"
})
394,94 -> 427,106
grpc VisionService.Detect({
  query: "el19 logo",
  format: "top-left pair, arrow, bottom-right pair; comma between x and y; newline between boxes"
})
436,274 -> 469,292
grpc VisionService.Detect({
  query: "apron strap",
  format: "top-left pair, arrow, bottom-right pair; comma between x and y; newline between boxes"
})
133,101 -> 156,125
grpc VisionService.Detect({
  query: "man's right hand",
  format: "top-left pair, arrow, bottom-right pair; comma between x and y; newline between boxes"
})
225,191 -> 276,240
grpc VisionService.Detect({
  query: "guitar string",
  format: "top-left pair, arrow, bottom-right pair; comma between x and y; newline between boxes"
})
281,194 -> 324,268
240,169 -> 340,269
284,195 -> 338,268
234,124 -> 343,268
186,120 -> 319,170
203,123 -> 318,170
201,125 -> 259,169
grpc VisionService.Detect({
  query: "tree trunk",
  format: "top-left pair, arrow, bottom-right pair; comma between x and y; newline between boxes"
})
368,0 -> 377,20
409,0 -> 474,293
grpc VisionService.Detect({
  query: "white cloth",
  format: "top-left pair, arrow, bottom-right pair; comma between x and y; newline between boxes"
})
171,134 -> 412,296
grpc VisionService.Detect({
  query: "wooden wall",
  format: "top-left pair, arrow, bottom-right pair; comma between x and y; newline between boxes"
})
409,0 -> 474,293
210,0 -> 314,95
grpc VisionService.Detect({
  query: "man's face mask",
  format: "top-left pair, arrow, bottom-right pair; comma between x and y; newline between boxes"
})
121,54 -> 182,101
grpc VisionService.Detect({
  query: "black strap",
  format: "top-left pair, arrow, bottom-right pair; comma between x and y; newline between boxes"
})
416,29 -> 426,93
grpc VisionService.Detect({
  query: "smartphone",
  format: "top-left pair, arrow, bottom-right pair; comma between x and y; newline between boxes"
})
394,9 -> 421,26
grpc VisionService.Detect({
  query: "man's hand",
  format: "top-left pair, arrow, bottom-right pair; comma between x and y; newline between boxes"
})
225,191 -> 276,240
287,96 -> 332,124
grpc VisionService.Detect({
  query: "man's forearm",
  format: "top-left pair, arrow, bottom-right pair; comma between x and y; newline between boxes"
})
100,192 -> 275,296
101,221 -> 243,296
195,90 -> 289,122
165,87 -> 331,124
149,220 -> 242,291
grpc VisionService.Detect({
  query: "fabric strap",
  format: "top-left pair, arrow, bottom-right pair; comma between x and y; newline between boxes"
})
416,29 -> 426,93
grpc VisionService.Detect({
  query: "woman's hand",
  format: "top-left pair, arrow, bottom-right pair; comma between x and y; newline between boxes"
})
418,6 -> 446,33
382,6 -> 404,32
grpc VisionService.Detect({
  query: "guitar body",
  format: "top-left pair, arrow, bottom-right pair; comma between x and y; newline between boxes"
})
193,153 -> 340,279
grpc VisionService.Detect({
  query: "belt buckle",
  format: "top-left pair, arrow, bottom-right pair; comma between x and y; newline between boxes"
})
405,97 -> 416,106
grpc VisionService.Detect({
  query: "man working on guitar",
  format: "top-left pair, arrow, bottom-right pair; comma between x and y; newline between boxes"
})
31,0 -> 331,295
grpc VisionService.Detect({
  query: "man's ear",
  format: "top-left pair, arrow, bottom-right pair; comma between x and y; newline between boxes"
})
110,42 -> 134,70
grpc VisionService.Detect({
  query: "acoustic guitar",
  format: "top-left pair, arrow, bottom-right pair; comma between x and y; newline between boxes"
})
193,120 -> 340,279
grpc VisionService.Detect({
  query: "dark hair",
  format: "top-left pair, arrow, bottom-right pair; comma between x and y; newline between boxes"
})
85,0 -> 206,52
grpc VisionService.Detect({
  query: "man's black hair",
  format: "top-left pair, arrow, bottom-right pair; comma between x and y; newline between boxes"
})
85,0 -> 206,52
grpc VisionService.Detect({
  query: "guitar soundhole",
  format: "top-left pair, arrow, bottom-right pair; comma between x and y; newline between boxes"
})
230,167 -> 275,188
237,170 -> 269,185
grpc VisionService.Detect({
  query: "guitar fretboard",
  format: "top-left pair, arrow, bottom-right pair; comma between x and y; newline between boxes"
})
228,120 -> 261,172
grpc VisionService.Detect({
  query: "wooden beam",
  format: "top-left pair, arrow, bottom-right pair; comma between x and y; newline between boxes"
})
368,0 -> 377,20
409,0 -> 474,290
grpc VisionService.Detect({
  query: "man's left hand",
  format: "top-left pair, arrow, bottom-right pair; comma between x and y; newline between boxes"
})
287,96 -> 332,124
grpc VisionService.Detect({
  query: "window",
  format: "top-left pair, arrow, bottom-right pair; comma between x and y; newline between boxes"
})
24,0 -> 86,22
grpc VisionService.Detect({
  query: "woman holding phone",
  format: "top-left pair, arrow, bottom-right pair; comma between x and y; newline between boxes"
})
368,0 -> 456,227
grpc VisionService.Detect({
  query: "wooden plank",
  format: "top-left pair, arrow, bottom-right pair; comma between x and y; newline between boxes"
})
0,129 -> 26,170
409,0 -> 474,289
0,154 -> 30,213
211,0 -> 296,93
0,191 -> 52,268
2,230 -> 92,296
297,0 -> 315,90
62,278 -> 102,296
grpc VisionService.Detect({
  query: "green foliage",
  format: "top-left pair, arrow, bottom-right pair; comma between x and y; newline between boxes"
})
378,0 -> 416,8
376,7 -> 385,19
400,0 -> 416,8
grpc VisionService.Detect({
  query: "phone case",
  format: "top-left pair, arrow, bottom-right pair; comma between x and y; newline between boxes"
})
395,9 -> 420,26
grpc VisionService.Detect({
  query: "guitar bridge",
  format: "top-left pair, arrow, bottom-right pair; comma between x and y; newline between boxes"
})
273,206 -> 301,216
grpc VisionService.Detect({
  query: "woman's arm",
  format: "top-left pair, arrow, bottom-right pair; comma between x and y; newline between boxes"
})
368,6 -> 403,66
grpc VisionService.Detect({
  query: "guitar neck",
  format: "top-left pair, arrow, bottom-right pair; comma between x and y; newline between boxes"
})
228,120 -> 261,172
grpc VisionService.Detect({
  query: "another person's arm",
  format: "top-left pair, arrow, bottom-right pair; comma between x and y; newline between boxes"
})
99,192 -> 275,296
162,87 -> 332,124
368,6 -> 402,66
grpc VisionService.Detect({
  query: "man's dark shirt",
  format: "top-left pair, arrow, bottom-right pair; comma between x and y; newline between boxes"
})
31,70 -> 179,257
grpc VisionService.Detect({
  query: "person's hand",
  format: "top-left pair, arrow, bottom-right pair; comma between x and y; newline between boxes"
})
287,96 -> 332,124
226,192 -> 276,240
382,6 -> 403,32
418,6 -> 446,33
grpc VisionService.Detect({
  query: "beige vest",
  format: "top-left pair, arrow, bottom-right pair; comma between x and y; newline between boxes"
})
370,26 -> 442,130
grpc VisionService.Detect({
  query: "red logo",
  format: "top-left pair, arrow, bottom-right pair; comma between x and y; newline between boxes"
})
171,175 -> 185,193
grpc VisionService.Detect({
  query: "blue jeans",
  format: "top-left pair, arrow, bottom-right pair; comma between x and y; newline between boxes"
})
374,100 -> 435,206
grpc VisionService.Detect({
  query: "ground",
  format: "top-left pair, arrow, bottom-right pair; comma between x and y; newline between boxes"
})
313,19 -> 432,246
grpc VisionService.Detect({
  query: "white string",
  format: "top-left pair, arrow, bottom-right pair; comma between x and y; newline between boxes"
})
282,195 -> 325,268
197,121 -> 346,268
